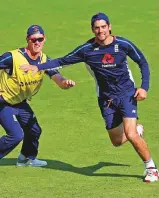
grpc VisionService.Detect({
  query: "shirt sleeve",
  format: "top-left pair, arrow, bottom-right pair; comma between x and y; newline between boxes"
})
0,52 -> 13,72
36,45 -> 85,71
44,56 -> 59,78
126,40 -> 150,91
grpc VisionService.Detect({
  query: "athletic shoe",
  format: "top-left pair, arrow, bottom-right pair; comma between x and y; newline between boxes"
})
143,168 -> 159,182
16,153 -> 47,167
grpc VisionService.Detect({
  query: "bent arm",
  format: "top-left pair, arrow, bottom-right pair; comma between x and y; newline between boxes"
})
51,73 -> 75,89
127,41 -> 150,91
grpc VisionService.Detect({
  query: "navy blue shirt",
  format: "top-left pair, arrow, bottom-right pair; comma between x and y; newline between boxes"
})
0,48 -> 59,77
36,36 -> 150,99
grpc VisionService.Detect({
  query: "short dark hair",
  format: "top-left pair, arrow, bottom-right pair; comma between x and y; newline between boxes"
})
91,12 -> 110,27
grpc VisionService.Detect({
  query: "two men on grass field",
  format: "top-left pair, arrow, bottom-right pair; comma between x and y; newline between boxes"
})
0,25 -> 75,167
21,13 -> 159,182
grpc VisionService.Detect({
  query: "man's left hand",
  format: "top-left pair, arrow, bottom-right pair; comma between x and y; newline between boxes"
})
134,88 -> 147,101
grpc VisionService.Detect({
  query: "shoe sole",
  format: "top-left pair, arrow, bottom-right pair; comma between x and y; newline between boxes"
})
144,179 -> 158,182
144,176 -> 159,183
16,163 -> 47,167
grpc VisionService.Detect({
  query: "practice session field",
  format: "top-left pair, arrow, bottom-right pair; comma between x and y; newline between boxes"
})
0,1 -> 158,197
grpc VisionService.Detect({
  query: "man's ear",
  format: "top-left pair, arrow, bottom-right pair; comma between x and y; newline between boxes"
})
91,26 -> 94,33
108,24 -> 112,31
26,37 -> 29,43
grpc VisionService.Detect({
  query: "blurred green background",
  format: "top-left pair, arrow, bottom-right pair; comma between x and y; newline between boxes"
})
0,1 -> 158,197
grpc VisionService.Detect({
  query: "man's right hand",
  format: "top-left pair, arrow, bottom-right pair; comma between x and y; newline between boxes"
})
20,64 -> 39,76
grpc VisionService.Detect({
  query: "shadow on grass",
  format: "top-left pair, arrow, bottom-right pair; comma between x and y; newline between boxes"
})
0,158 -> 143,179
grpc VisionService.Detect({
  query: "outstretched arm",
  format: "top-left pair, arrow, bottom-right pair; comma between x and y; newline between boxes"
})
20,44 -> 86,74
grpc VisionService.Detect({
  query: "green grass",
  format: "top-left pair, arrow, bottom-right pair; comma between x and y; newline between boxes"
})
0,0 -> 159,197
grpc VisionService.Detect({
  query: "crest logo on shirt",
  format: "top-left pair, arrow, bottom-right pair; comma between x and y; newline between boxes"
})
94,47 -> 99,51
102,53 -> 114,64
114,44 -> 119,52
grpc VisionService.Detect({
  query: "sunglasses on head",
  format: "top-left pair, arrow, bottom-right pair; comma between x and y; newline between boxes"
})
30,37 -> 44,43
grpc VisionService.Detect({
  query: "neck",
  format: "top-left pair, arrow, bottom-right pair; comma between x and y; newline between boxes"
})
95,35 -> 114,46
25,47 -> 41,60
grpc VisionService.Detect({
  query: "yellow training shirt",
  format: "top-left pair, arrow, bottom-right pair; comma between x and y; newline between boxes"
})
0,49 -> 47,105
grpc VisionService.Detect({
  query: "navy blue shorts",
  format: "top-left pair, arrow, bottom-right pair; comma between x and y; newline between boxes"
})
98,92 -> 138,130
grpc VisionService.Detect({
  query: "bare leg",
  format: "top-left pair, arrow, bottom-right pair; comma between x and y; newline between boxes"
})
108,118 -> 158,182
123,118 -> 150,161
108,122 -> 144,147
108,124 -> 127,146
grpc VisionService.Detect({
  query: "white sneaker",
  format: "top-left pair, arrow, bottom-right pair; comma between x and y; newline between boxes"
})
16,153 -> 47,167
143,168 -> 159,182
137,124 -> 144,137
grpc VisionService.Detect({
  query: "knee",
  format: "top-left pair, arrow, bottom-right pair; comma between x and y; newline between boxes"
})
111,140 -> 122,147
125,130 -> 138,141
108,126 -> 124,147
36,125 -> 42,137
31,124 -> 42,138
37,126 -> 42,138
